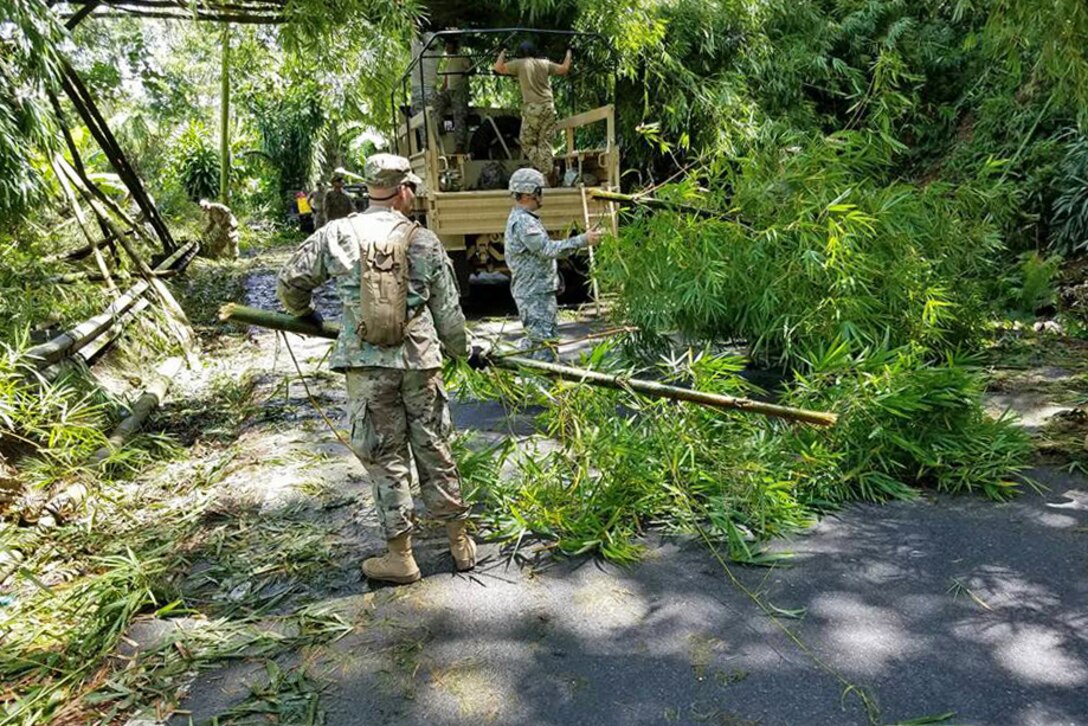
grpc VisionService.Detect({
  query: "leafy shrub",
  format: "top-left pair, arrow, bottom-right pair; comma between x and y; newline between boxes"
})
173,122 -> 220,202
1005,251 -> 1062,315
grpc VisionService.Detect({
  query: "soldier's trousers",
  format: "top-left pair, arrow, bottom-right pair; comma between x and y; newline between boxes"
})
203,229 -> 239,260
520,102 -> 558,175
514,292 -> 559,362
345,367 -> 469,539
434,87 -> 469,153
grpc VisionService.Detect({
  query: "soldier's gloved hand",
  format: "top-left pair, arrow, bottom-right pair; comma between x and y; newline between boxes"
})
296,309 -> 324,328
467,341 -> 492,371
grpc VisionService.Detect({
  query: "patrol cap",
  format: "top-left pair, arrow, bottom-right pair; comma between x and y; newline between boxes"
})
364,154 -> 423,188
509,167 -> 547,195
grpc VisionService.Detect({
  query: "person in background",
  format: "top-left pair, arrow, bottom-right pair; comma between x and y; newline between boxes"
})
324,174 -> 355,222
198,198 -> 239,259
308,180 -> 327,229
409,29 -> 440,115
493,41 -> 573,178
295,191 -> 314,233
433,35 -> 471,155
502,167 -> 601,360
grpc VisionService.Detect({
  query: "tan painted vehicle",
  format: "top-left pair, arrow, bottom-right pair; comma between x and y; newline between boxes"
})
392,29 -> 619,300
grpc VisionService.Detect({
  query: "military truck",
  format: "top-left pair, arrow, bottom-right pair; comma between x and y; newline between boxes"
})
392,29 -> 619,300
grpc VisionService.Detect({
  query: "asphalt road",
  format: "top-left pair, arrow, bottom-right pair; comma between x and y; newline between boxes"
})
162,279 -> 1088,726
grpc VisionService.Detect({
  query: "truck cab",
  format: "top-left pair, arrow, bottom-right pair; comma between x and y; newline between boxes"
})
392,29 -> 619,299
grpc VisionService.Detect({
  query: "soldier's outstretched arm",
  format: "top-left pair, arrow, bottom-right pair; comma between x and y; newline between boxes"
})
276,229 -> 330,316
420,236 -> 468,358
521,217 -> 587,260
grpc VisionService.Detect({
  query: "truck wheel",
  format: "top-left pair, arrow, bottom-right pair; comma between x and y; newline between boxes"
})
557,256 -> 592,305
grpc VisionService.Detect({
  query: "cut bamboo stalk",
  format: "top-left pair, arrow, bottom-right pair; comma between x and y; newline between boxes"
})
59,161 -> 198,359
47,269 -> 176,285
589,189 -> 726,220
218,304 -> 838,427
25,240 -> 197,369
39,356 -> 185,527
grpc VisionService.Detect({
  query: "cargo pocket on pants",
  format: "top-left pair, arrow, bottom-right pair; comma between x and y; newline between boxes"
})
349,402 -> 376,463
434,383 -> 453,440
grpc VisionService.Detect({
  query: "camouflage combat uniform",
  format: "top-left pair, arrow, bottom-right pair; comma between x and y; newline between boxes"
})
324,188 -> 355,222
433,53 -> 471,154
519,102 -> 558,175
276,207 -> 469,539
505,57 -> 561,174
201,202 -> 239,259
503,205 -> 588,360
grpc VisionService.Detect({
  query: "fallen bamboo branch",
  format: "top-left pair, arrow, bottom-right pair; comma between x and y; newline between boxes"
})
47,269 -> 177,285
37,356 -> 185,528
589,189 -> 729,220
218,304 -> 838,427
25,240 -> 197,369
51,153 -> 116,292
58,161 -> 198,361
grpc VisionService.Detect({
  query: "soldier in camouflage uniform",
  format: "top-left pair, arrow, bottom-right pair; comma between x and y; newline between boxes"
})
433,36 -> 471,155
494,42 -> 573,176
199,198 -> 239,260
503,168 -> 601,361
323,174 -> 355,222
307,181 -> 327,229
277,154 -> 476,585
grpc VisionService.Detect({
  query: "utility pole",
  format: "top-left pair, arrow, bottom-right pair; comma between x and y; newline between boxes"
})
219,22 -> 231,205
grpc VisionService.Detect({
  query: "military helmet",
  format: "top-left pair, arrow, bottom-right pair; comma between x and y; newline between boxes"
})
509,167 -> 547,196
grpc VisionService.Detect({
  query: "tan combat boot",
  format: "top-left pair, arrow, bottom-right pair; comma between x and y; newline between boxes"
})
362,533 -> 421,585
446,520 -> 477,571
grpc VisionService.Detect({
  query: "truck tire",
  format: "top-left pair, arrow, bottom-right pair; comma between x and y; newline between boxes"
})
557,255 -> 592,305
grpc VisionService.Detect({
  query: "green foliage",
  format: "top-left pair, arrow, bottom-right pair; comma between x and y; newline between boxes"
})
462,342 -> 1031,564
243,80 -> 324,211
0,345 -> 112,486
1052,134 -> 1088,254
172,121 -> 220,202
1006,251 -> 1062,315
601,131 -> 1002,366
0,0 -> 65,220
785,343 -> 1031,502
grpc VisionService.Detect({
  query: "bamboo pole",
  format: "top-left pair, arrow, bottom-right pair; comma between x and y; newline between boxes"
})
25,241 -> 197,369
579,185 -> 602,318
218,304 -> 838,427
589,189 -> 726,220
51,156 -> 117,293
47,269 -> 177,285
60,62 -> 177,254
37,356 -> 185,528
220,22 -> 231,206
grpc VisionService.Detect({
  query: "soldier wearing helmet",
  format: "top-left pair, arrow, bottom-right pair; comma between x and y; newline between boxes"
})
277,153 -> 476,586
503,167 -> 603,360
